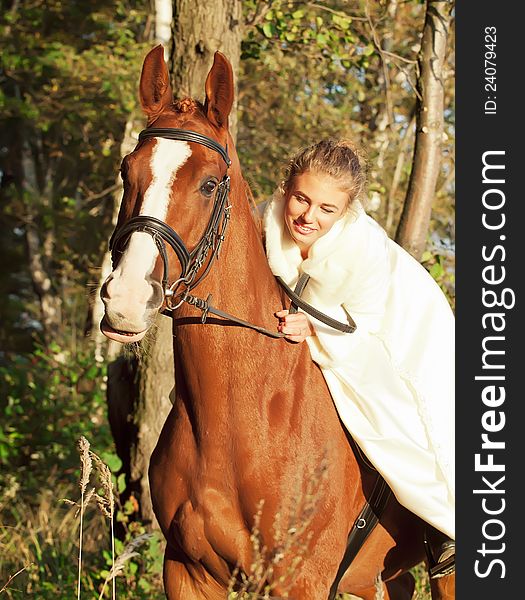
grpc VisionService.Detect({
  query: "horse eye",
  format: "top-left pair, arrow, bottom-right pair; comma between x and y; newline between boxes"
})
201,179 -> 217,197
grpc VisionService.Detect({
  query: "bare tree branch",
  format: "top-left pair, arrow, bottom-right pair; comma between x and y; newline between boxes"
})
365,1 -> 394,126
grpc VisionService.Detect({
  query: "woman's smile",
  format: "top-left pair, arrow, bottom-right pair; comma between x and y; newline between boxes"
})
292,220 -> 318,235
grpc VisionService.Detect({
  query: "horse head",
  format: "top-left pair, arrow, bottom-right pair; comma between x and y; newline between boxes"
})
100,45 -> 237,343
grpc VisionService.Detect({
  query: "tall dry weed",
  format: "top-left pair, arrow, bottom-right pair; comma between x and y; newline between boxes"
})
97,532 -> 153,599
64,436 -> 120,599
77,436 -> 94,599
61,436 -> 161,599
228,458 -> 329,599
0,473 -> 107,598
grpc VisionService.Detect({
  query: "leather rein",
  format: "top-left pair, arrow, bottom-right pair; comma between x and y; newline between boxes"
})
109,127 -> 356,338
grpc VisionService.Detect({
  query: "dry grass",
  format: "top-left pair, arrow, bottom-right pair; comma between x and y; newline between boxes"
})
228,459 -> 330,599
226,454 -> 431,600
0,467 -> 161,598
0,439 -> 431,600
0,472 -> 108,598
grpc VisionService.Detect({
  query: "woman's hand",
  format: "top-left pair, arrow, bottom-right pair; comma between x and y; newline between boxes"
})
275,310 -> 314,343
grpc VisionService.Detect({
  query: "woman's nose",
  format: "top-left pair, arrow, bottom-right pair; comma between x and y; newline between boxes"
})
303,206 -> 316,222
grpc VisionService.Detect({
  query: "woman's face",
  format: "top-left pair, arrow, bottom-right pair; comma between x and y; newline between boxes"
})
284,170 -> 349,257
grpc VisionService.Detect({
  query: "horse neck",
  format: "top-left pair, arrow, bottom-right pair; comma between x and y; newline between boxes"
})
172,160 -> 296,419
200,152 -> 281,322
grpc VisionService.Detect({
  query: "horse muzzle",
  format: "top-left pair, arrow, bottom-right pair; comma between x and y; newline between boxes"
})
100,272 -> 165,343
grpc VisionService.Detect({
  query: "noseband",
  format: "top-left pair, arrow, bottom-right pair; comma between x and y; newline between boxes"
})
109,128 -> 232,311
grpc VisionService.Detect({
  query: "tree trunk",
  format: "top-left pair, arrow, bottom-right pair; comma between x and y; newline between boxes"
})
21,136 -> 62,342
25,216 -> 62,341
395,0 -> 452,260
129,315 -> 175,525
169,0 -> 243,139
106,0 -> 242,528
106,316 -> 174,529
155,0 -> 172,47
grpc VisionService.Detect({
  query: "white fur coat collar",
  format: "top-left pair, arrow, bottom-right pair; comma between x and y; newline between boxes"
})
262,189 -> 380,307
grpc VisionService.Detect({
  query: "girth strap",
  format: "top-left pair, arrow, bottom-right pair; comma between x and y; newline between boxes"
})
328,475 -> 392,600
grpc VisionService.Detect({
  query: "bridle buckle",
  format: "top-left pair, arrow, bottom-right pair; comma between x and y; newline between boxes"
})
164,277 -> 192,311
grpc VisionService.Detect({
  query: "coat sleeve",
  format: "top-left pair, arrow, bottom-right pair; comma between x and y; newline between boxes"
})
340,216 -> 391,334
305,218 -> 392,368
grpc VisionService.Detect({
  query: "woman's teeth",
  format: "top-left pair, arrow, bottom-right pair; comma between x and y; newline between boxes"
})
295,222 -> 315,233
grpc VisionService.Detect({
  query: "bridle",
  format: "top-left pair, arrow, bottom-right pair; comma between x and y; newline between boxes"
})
109,127 -> 356,338
109,127 -> 232,311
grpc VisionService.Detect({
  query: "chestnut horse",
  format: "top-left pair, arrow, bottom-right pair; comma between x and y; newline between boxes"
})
101,46 -> 454,600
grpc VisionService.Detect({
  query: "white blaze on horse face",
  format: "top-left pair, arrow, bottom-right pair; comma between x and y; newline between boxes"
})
115,138 -> 192,286
142,138 -> 192,219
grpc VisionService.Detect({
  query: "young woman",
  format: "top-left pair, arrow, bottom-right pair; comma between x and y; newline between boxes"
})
262,139 -> 455,573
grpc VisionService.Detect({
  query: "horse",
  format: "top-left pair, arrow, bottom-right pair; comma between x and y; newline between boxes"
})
100,45 -> 454,600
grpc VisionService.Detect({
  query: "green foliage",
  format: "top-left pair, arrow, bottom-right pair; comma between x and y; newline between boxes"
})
0,341 -> 165,597
240,2 -> 415,189
0,0 -> 151,351
0,343 -> 108,490
410,561 -> 432,599
242,3 -> 356,62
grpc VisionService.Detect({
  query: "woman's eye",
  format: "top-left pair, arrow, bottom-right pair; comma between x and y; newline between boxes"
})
201,180 -> 217,196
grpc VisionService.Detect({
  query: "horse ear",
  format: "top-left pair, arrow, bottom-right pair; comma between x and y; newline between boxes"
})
139,45 -> 173,120
204,51 -> 234,129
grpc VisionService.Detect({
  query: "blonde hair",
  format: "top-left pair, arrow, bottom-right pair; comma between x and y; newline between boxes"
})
281,138 -> 368,208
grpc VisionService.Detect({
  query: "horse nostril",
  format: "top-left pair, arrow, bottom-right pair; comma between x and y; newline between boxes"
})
100,277 -> 112,302
147,280 -> 164,310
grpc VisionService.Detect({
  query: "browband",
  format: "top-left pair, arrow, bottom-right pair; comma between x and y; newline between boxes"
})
138,128 -> 231,167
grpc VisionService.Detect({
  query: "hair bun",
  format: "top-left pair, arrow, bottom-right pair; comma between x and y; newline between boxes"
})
282,138 -> 368,206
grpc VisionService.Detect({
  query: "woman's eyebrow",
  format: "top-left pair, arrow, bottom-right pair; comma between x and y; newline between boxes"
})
295,190 -> 337,208
294,190 -> 310,200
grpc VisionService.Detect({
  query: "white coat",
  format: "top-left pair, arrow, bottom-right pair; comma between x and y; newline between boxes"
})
263,191 -> 455,539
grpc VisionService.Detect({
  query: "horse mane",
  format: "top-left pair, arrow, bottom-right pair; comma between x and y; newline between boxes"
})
242,178 -> 264,237
172,98 -> 205,114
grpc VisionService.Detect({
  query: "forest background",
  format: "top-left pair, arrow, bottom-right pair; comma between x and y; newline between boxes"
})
0,0 -> 454,597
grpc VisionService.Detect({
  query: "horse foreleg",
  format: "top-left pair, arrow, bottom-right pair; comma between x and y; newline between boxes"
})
163,546 -> 227,600
429,571 -> 455,600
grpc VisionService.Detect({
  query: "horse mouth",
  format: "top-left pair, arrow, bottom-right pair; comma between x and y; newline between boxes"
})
100,316 -> 148,344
